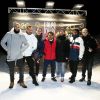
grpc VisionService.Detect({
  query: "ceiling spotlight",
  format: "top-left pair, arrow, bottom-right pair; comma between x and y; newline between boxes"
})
16,0 -> 25,7
46,1 -> 55,8
73,4 -> 84,9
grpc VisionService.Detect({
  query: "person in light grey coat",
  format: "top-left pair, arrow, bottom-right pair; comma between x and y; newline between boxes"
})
0,22 -> 29,89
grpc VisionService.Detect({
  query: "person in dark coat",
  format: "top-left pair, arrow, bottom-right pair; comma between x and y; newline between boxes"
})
32,28 -> 44,78
56,29 -> 70,82
79,28 -> 97,85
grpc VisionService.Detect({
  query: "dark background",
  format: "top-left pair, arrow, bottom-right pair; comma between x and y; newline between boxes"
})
1,0 -> 99,36
0,0 -> 99,51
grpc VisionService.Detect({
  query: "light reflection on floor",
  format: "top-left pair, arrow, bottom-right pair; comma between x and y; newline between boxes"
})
0,65 -> 100,100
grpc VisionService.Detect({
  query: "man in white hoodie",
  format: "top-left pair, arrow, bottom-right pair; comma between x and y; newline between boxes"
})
1,22 -> 29,89
23,25 -> 39,86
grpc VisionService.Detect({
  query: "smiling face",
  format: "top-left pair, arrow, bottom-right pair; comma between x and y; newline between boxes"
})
72,29 -> 79,35
13,22 -> 20,33
26,25 -> 33,35
48,32 -> 54,41
82,28 -> 88,36
14,23 -> 20,31
36,28 -> 42,35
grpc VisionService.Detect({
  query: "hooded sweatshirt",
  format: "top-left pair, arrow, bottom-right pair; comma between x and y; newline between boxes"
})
0,28 -> 29,61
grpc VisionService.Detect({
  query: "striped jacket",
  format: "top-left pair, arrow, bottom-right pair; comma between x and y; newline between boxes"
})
69,36 -> 84,61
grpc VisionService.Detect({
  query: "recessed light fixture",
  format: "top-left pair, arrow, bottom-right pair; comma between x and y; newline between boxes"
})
73,4 -> 84,9
16,0 -> 25,7
46,1 -> 55,8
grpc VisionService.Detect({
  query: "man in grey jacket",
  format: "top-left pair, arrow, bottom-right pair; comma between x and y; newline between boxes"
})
0,22 -> 29,89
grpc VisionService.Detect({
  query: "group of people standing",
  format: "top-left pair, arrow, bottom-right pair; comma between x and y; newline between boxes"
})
0,21 -> 97,89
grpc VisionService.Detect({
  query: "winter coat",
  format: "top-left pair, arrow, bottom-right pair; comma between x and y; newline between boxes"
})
43,38 -> 56,60
69,35 -> 84,61
56,35 -> 70,62
32,34 -> 44,60
0,28 -> 29,61
23,32 -> 37,57
82,35 -> 97,58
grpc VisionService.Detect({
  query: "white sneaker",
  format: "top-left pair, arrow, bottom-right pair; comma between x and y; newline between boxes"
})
61,77 -> 64,82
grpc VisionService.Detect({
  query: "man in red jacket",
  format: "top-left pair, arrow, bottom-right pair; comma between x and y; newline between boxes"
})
41,32 -> 57,82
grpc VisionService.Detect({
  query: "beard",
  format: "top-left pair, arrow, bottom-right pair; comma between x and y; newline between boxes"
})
14,29 -> 20,34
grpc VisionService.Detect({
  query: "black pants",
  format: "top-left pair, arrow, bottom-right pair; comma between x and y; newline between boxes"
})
43,60 -> 56,78
81,54 -> 94,80
69,60 -> 79,79
34,59 -> 40,76
23,56 -> 35,78
7,58 -> 24,82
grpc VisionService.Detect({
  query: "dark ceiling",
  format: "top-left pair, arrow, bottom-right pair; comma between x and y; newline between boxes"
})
0,0 -> 99,52
0,0 -> 99,36
8,0 -> 87,10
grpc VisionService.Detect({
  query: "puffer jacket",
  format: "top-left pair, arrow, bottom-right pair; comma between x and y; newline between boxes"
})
43,38 -> 56,60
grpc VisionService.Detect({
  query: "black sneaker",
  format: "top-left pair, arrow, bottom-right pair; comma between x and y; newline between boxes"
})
41,77 -> 45,82
79,77 -> 85,82
33,81 -> 39,86
87,80 -> 91,86
69,79 -> 75,83
51,77 -> 57,81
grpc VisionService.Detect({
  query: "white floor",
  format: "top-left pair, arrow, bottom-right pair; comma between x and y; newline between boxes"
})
0,65 -> 100,100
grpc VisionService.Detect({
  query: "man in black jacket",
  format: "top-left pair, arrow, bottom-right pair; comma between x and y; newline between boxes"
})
79,28 -> 97,85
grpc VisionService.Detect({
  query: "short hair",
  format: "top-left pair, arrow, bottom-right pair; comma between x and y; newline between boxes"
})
26,24 -> 32,30
13,21 -> 20,27
36,28 -> 42,31
73,29 -> 80,34
82,28 -> 88,32
48,31 -> 54,36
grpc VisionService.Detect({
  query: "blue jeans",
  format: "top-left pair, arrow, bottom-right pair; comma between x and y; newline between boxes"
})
42,60 -> 56,77
56,62 -> 66,77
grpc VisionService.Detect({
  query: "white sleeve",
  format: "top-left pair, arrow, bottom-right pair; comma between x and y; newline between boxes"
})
33,36 -> 38,50
0,32 -> 9,51
79,37 -> 85,59
21,35 -> 29,52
